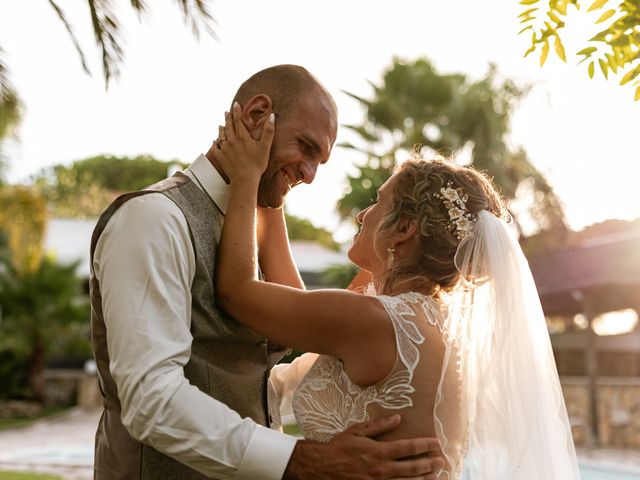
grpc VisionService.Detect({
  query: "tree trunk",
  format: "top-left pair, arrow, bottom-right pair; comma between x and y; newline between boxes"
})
28,342 -> 46,403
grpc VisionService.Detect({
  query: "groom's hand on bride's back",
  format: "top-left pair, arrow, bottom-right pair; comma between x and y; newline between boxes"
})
282,414 -> 444,480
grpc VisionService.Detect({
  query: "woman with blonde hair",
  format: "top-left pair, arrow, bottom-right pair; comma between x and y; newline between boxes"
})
211,104 -> 579,479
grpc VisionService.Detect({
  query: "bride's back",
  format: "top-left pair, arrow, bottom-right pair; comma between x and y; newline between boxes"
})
293,292 -> 464,465
369,297 -> 448,441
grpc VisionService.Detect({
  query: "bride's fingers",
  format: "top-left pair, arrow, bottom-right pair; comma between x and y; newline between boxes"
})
224,108 -> 237,140
260,113 -> 275,148
232,101 -> 244,139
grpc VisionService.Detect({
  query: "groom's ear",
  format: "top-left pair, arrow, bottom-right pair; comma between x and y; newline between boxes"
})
240,94 -> 273,140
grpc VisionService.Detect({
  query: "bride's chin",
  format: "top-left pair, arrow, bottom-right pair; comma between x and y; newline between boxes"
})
347,248 -> 365,269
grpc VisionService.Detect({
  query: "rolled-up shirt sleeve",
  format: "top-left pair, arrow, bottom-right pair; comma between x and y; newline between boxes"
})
270,353 -> 319,422
93,193 -> 297,479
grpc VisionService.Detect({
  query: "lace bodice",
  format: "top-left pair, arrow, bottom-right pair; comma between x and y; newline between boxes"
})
291,292 -> 443,442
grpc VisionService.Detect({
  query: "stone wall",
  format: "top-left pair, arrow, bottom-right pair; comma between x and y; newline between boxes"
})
561,377 -> 640,449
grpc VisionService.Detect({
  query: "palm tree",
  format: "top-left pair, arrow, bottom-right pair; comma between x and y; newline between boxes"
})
0,48 -> 21,183
0,257 -> 89,402
338,57 -> 567,236
0,1 -> 217,175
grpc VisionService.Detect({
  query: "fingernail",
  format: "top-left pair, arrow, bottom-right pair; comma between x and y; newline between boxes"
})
224,111 -> 229,118
234,101 -> 240,109
269,113 -> 275,124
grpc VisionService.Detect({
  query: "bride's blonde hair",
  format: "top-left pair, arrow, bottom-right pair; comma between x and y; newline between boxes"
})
377,154 -> 507,296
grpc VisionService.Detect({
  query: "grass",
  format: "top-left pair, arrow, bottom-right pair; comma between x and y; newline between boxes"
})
283,422 -> 303,437
0,473 -> 64,480
0,406 -> 70,432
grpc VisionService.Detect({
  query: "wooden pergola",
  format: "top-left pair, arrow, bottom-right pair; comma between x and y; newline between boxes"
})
528,225 -> 640,446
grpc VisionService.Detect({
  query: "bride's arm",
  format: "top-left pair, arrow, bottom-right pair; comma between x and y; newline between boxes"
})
257,206 -> 304,289
212,105 -> 393,374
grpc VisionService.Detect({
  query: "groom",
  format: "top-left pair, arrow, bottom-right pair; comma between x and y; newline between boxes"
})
90,64 -> 444,479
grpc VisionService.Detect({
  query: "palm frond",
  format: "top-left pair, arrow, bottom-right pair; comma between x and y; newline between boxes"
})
129,0 -> 149,15
174,0 -> 218,40
87,0 -> 125,86
47,0 -> 91,75
0,47 -> 21,142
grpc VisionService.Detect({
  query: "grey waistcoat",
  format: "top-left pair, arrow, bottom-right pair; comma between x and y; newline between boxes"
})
90,173 -> 288,479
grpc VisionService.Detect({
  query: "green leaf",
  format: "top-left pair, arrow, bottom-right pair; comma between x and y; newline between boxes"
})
577,47 -> 598,56
607,53 -> 618,73
611,35 -> 630,47
599,58 -> 609,79
589,29 -> 610,42
518,7 -> 538,18
556,0 -> 568,15
548,10 -> 562,24
620,66 -> 640,86
518,25 -> 534,35
587,0 -> 608,12
588,61 -> 595,78
595,9 -> 616,24
554,36 -> 567,62
635,86 -> 640,101
540,40 -> 550,66
524,45 -> 537,58
519,0 -> 539,4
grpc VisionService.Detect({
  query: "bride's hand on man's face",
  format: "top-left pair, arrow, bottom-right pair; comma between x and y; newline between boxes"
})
210,101 -> 275,184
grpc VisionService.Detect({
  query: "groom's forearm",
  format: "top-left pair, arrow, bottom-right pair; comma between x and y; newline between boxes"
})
282,440 -> 324,480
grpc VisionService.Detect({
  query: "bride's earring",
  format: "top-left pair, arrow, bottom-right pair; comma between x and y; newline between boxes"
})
387,245 -> 396,259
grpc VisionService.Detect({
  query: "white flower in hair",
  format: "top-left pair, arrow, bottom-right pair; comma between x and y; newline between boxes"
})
455,217 -> 473,232
448,207 -> 464,219
434,181 -> 477,241
441,187 -> 460,202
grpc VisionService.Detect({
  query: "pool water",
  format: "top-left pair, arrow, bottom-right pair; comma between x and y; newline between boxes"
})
580,464 -> 640,479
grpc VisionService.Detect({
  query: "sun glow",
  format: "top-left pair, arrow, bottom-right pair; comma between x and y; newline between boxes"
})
592,309 -> 639,336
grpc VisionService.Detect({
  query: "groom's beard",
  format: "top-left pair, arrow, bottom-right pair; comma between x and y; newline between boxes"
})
257,171 -> 286,208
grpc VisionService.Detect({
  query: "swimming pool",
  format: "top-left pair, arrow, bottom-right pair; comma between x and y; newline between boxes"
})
580,464 -> 640,479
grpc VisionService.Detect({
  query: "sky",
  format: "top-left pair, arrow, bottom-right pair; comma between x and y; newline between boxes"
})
0,0 -> 638,243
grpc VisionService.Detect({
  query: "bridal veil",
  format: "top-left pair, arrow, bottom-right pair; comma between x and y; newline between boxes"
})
433,210 -> 580,479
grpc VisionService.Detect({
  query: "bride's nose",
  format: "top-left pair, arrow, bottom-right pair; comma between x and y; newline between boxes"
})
356,207 -> 369,224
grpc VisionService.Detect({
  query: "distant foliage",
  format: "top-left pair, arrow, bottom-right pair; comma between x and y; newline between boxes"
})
0,47 -> 21,183
0,186 -> 47,275
0,257 -> 90,401
340,57 -> 566,235
285,213 -> 340,251
0,1 -> 216,179
322,263 -> 359,289
35,155 -> 187,218
519,0 -> 640,100
52,155 -> 186,192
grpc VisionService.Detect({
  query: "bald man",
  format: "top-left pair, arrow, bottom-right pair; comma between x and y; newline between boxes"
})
90,65 -> 444,480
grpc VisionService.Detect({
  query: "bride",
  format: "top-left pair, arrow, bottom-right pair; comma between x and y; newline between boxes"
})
212,104 -> 580,479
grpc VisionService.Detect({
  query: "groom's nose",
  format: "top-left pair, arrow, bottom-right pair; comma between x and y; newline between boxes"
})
298,161 -> 318,184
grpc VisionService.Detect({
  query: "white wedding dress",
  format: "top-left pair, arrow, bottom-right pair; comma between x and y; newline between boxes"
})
270,292 -> 466,476
269,212 -> 581,479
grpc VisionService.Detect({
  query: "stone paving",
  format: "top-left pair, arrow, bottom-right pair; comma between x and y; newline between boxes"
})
0,408 -> 99,480
2,408 -> 640,479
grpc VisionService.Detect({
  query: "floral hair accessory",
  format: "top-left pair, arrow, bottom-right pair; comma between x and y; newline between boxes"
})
434,182 -> 476,240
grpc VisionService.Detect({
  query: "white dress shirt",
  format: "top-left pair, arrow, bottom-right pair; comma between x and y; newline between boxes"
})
92,154 -> 298,479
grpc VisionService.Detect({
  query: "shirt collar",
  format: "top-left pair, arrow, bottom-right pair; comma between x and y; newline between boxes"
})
185,154 -> 230,214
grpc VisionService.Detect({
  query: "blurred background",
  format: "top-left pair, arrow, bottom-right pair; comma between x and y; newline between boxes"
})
0,1 -> 639,479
